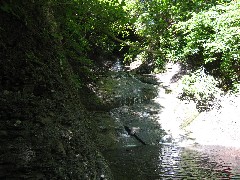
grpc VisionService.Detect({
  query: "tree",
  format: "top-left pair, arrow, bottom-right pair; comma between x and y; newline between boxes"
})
170,1 -> 240,88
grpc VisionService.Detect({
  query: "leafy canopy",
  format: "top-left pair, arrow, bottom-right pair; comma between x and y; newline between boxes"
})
169,1 -> 240,86
2,0 -> 238,89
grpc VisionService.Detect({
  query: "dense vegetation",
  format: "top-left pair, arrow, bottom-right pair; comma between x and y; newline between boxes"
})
0,0 -> 239,178
2,0 -> 238,87
170,1 -> 240,90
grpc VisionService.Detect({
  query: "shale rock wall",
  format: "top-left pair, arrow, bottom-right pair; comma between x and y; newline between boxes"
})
0,4 -> 111,179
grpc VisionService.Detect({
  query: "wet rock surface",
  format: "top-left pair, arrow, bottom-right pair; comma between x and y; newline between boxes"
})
110,103 -> 164,147
95,72 -> 157,110
99,62 -> 240,179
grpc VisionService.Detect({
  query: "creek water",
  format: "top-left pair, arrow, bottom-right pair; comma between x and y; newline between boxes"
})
102,62 -> 240,179
104,102 -> 240,179
104,145 -> 240,179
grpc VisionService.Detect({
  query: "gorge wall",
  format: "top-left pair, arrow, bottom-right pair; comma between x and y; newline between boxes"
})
0,1 -> 112,179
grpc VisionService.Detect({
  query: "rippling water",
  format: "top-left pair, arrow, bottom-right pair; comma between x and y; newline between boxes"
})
103,65 -> 240,179
103,144 -> 240,179
105,102 -> 240,179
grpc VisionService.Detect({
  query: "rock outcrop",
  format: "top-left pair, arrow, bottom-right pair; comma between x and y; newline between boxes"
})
0,2 -> 112,179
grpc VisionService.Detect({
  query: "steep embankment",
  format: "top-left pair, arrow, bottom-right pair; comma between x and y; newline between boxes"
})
0,3 -> 111,179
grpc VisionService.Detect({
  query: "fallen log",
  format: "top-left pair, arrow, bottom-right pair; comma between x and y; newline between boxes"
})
124,126 -> 147,145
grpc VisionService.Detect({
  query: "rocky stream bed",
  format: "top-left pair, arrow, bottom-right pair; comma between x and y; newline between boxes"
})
96,62 -> 240,179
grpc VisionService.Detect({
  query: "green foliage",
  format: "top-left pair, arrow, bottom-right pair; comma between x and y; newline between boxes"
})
171,1 -> 240,85
232,82 -> 240,94
155,57 -> 166,70
50,0 -> 130,82
179,68 -> 222,101
2,0 -> 238,89
117,0 -> 230,70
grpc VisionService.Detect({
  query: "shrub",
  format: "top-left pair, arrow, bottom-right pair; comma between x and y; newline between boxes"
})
179,68 -> 223,111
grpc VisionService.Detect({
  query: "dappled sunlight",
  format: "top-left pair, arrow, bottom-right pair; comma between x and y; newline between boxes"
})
103,62 -> 240,179
155,62 -> 240,148
153,62 -> 240,177
1,0 -> 239,178
186,94 -> 240,147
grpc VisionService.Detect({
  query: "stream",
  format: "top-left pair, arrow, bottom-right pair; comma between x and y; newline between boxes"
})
100,62 -> 240,179
104,104 -> 240,179
104,145 -> 240,179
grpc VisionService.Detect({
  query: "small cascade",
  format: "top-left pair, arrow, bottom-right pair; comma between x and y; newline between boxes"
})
106,59 -> 158,107
97,67 -> 157,108
110,58 -> 123,72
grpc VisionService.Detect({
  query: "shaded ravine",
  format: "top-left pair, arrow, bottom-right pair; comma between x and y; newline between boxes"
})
101,62 -> 240,179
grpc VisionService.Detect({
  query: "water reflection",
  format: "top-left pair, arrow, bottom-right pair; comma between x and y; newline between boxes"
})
102,68 -> 240,179
107,103 -> 240,179
103,144 -> 240,179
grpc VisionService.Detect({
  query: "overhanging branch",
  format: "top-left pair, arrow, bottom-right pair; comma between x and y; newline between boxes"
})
106,32 -> 163,55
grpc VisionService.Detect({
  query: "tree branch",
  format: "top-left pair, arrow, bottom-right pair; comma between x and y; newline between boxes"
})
106,32 -> 163,55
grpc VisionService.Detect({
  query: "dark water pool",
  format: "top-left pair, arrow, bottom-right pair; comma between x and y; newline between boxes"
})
103,144 -> 240,180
